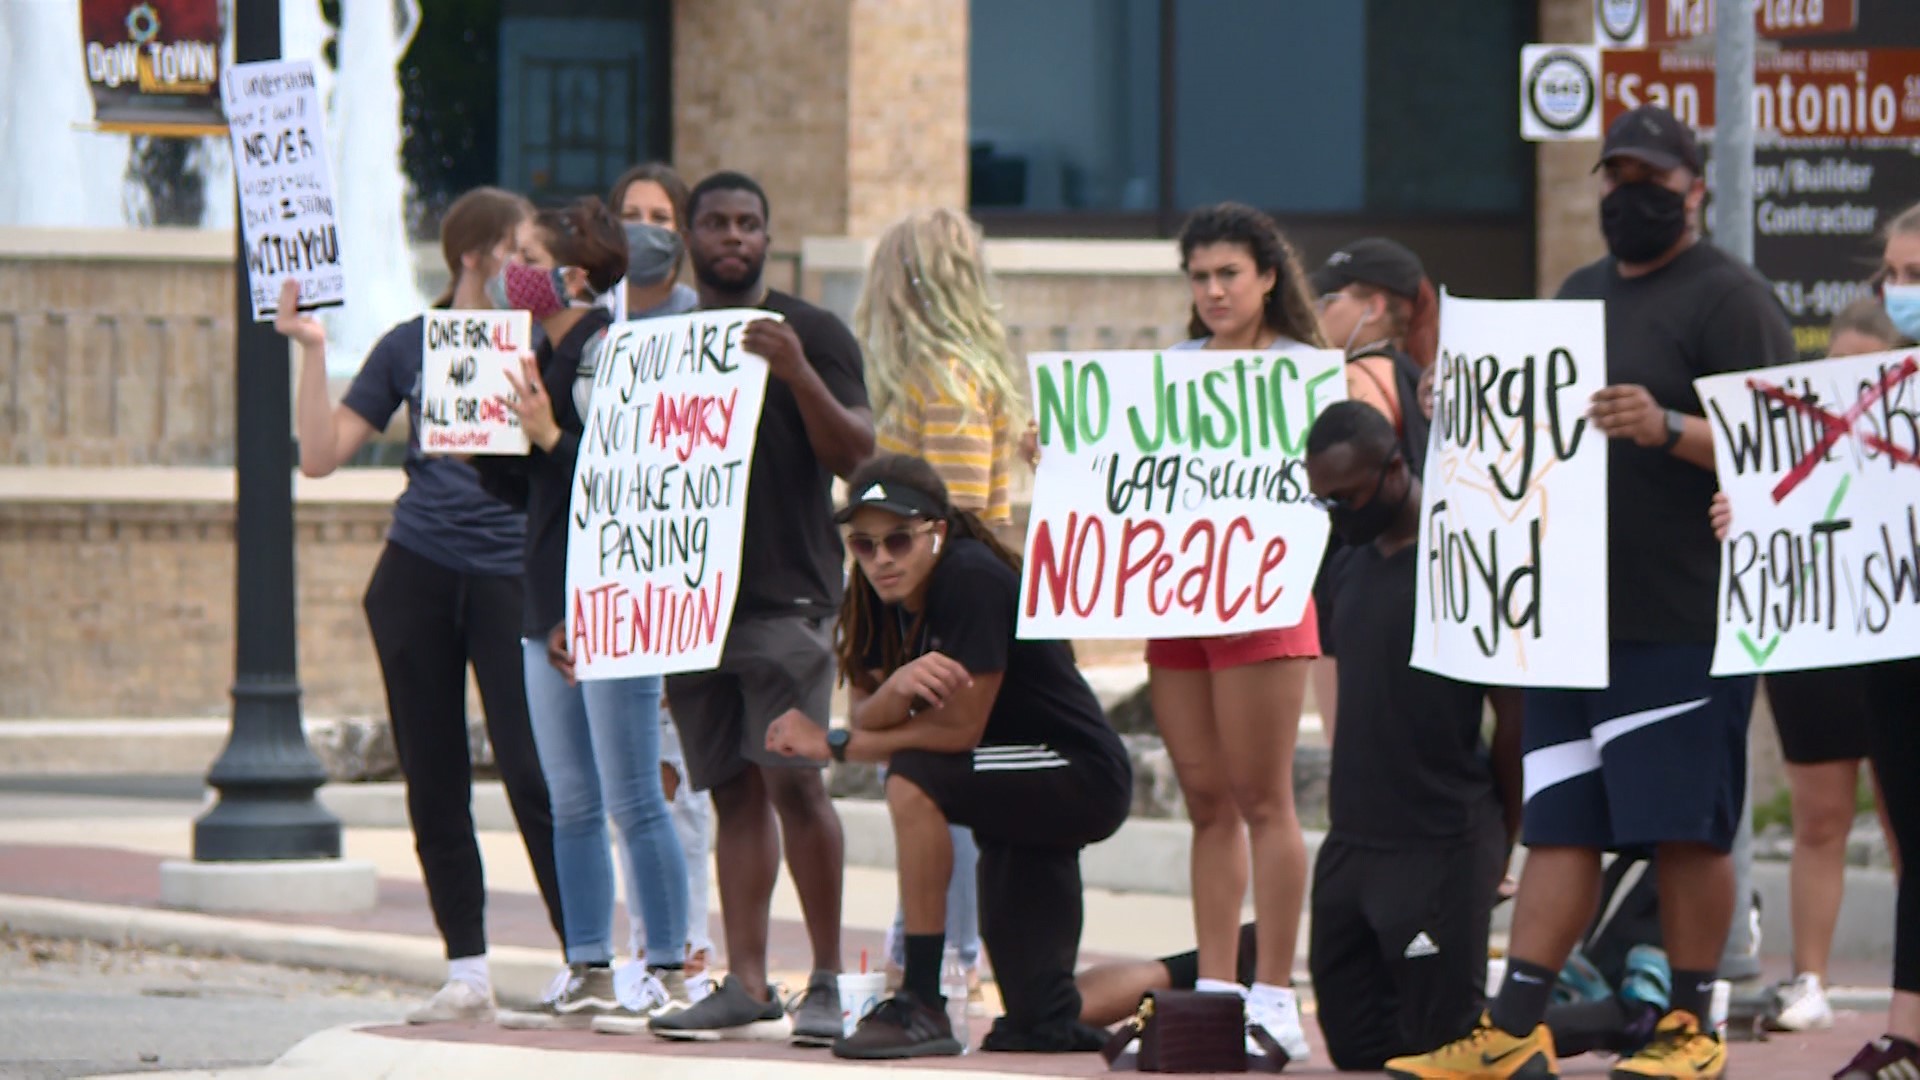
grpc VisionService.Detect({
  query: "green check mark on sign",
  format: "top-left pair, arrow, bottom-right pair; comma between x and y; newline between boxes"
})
1739,474 -> 1852,669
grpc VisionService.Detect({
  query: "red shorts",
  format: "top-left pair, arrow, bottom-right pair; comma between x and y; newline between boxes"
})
1144,600 -> 1322,672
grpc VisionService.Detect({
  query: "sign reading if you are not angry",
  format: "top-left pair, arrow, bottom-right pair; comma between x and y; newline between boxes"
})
566,309 -> 773,680
1701,350 -> 1920,675
1412,295 -> 1609,689
1016,347 -> 1346,640
419,310 -> 532,455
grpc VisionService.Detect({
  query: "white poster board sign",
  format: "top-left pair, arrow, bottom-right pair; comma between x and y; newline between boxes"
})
566,309 -> 774,679
1411,294 -> 1610,688
1700,349 -> 1920,674
418,311 -> 532,455
222,59 -> 343,320
1016,347 -> 1346,640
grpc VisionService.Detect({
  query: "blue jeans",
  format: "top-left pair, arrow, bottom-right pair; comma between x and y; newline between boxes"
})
888,824 -> 982,969
521,640 -> 688,965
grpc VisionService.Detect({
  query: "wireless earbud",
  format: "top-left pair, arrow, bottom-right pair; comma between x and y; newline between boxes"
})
932,534 -> 943,555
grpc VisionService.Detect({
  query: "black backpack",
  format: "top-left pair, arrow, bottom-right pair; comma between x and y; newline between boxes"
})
1347,346 -> 1430,479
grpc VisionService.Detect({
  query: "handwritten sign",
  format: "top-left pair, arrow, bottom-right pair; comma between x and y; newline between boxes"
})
1016,348 -> 1346,640
1701,349 -> 1920,675
566,309 -> 773,679
1411,295 -> 1609,688
221,59 -> 343,320
418,311 -> 532,455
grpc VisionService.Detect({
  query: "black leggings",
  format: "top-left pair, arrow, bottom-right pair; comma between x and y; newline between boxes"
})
363,542 -> 566,959
1865,657 -> 1920,994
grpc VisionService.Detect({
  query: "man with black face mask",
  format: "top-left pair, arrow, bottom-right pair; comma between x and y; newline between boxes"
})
1386,106 -> 1795,1080
1300,401 -> 1524,1072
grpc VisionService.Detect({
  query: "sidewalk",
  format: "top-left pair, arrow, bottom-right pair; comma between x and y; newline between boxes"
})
0,792 -> 1898,1079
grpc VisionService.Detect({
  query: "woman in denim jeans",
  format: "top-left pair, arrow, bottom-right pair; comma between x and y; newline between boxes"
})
471,197 -> 691,1030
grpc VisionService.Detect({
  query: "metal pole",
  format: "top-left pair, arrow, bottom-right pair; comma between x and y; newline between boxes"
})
192,0 -> 342,861
1713,0 -> 1757,264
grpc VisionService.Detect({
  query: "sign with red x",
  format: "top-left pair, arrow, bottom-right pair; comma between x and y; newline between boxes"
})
1699,351 -> 1920,675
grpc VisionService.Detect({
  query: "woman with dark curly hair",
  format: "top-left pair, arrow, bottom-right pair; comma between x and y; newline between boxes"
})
1151,202 -> 1326,1066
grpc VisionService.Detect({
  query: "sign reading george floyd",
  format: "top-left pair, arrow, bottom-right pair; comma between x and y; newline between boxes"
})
1016,347 -> 1346,640
1411,295 -> 1610,689
566,309 -> 774,680
419,311 -> 532,456
1596,0 -> 1858,47
1700,350 -> 1920,675
222,59 -> 343,321
80,0 -> 226,136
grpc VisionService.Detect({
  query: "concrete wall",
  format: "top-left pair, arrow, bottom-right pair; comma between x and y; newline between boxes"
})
1536,0 -> 1608,295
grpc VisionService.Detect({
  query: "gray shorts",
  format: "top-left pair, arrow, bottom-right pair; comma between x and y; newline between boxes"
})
665,614 -> 836,792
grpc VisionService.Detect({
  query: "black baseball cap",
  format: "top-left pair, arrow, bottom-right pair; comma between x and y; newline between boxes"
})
1310,238 -> 1427,300
1596,104 -> 1703,174
835,478 -> 944,523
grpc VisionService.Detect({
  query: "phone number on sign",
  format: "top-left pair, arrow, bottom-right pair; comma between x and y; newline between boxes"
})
1774,278 -> 1875,320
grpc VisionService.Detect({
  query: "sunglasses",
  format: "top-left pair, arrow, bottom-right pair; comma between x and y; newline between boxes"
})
844,521 -> 936,561
1306,452 -> 1401,512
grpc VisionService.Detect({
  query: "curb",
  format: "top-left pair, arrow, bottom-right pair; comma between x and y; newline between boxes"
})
0,893 -> 559,1007
86,1024 -> 1050,1080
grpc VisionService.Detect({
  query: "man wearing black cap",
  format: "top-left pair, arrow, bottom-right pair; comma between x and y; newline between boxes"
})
1386,105 -> 1794,1080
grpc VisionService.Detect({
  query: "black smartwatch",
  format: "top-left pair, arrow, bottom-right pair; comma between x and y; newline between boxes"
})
1662,408 -> 1686,451
826,728 -> 851,763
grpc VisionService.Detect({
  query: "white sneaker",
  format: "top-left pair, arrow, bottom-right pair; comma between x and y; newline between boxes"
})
1246,985 -> 1311,1066
406,979 -> 494,1024
592,966 -> 680,1034
497,964 -> 620,1030
1769,971 -> 1835,1031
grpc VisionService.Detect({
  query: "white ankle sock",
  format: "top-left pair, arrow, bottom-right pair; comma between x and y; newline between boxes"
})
1249,982 -> 1296,1013
1195,977 -> 1245,997
448,955 -> 490,994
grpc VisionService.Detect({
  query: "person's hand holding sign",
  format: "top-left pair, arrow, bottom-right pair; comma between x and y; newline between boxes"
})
500,354 -> 562,452
1710,490 -> 1732,542
743,318 -> 806,385
273,279 -> 325,351
764,710 -> 830,761
1588,384 -> 1668,447
881,652 -> 974,712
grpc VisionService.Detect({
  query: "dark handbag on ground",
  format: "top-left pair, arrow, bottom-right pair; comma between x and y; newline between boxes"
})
1100,989 -> 1289,1073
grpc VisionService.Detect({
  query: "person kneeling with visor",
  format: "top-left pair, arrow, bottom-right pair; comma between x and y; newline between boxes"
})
767,453 -> 1132,1058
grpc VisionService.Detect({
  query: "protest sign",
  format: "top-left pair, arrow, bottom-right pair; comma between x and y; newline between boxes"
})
566,309 -> 773,680
222,59 -> 343,321
1016,347 -> 1345,640
1411,295 -> 1609,688
418,311 -> 532,455
1701,349 -> 1920,675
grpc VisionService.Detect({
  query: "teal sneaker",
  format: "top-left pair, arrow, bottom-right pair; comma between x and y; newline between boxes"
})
1553,948 -> 1613,1005
1619,945 -> 1672,1014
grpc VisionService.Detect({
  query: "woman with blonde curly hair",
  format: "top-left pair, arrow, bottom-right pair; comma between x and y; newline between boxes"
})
853,206 -> 1026,1006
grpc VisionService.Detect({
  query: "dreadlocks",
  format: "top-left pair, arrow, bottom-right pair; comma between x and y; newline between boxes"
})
834,453 -> 1024,693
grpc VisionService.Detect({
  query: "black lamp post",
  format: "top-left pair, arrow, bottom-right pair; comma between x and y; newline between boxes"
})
191,0 -> 343,862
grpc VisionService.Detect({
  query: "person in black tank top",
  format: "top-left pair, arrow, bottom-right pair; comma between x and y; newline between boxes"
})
765,453 -> 1130,1060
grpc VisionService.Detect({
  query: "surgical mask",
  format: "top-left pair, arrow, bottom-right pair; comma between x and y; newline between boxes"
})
1600,181 -> 1689,264
1325,458 -> 1409,546
488,261 -> 571,320
623,222 -> 683,287
1884,284 -> 1920,341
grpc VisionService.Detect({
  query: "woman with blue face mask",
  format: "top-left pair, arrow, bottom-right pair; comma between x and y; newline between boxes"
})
607,163 -> 700,322
1881,203 -> 1920,343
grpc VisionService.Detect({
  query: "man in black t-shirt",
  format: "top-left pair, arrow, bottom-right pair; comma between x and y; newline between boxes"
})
650,172 -> 875,1047
1388,106 -> 1796,1080
1300,402 -> 1523,1071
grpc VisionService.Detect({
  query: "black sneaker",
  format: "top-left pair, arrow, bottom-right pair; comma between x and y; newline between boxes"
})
788,970 -> 842,1047
1835,1035 -> 1920,1079
648,974 -> 792,1042
832,992 -> 963,1060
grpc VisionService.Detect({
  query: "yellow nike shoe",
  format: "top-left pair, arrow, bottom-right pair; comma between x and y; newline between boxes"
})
1384,1011 -> 1560,1078
1609,1010 -> 1725,1078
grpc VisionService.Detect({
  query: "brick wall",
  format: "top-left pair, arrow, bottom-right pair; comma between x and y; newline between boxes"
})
1535,0 -> 1608,295
0,471 -> 395,719
673,0 -> 968,242
0,229 -> 236,466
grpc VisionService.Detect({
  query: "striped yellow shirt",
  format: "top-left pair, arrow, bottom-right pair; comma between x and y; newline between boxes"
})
876,367 -> 1014,526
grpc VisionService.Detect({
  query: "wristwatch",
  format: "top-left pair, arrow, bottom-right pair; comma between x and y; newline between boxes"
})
1662,409 -> 1686,451
826,728 -> 851,763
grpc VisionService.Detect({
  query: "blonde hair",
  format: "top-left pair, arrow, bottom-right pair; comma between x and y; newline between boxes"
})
854,208 -> 1025,424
